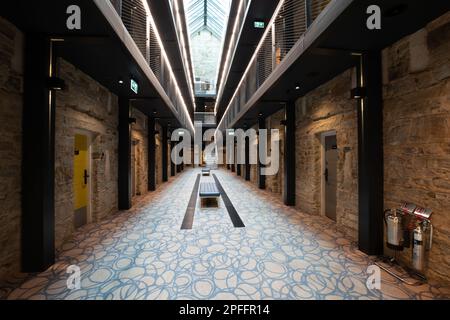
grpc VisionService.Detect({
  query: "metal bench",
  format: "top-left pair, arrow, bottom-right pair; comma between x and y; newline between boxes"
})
199,182 -> 220,207
201,168 -> 211,176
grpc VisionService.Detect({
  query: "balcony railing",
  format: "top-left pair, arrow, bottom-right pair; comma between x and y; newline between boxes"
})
109,0 -> 193,130
215,0 -> 252,111
219,0 -> 332,130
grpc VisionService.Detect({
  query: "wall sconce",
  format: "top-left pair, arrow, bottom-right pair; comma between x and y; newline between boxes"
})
351,87 -> 367,99
47,77 -> 66,91
129,118 -> 137,124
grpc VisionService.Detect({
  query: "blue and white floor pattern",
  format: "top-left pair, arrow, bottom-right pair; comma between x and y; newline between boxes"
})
3,169 -> 450,300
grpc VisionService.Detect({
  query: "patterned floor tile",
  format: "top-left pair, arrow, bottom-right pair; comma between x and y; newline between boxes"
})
3,169 -> 449,300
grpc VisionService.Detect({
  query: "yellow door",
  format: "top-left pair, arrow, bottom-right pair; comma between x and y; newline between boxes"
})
73,134 -> 89,228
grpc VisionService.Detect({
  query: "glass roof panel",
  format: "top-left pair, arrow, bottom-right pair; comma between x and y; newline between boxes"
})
184,0 -> 232,96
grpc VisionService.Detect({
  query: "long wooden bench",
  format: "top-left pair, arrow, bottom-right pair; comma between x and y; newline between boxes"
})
199,182 -> 220,207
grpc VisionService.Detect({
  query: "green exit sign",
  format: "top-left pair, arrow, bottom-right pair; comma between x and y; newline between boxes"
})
130,79 -> 139,94
254,21 -> 265,29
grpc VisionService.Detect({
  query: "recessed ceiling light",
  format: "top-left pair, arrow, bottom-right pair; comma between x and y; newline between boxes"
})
295,84 -> 301,90
118,79 -> 124,84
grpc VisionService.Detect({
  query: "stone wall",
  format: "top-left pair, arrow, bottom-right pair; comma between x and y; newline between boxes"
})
54,59 -> 119,249
0,17 -> 23,280
382,12 -> 450,284
295,69 -> 359,239
131,108 -> 148,197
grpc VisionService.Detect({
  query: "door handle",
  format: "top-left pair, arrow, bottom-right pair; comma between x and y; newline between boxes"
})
324,168 -> 329,183
84,170 -> 90,185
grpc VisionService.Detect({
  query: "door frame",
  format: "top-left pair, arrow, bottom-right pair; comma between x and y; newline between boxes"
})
320,130 -> 337,218
74,129 -> 93,225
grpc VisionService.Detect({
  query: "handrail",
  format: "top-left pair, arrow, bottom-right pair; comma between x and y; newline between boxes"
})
217,0 -> 333,131
106,0 -> 195,132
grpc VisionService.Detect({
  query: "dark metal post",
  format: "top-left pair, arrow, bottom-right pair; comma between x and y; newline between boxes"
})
357,52 -> 384,255
148,116 -> 156,191
118,97 -> 132,210
305,0 -> 313,28
284,102 -> 296,206
162,126 -> 168,182
258,117 -> 266,189
231,142 -> 236,173
22,35 -> 56,272
170,139 -> 176,177
245,137 -> 250,181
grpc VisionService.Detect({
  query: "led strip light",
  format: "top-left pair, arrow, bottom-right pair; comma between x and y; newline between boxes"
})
216,0 -> 286,133
214,0 -> 248,115
143,0 -> 195,133
172,0 -> 196,111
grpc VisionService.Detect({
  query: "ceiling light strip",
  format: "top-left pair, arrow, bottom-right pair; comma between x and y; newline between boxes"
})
173,0 -> 196,110
216,0 -> 286,132
214,0 -> 248,115
144,0 -> 195,132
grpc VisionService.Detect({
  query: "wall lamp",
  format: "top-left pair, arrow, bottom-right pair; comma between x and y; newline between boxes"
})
129,118 -> 137,124
47,77 -> 66,91
351,87 -> 367,99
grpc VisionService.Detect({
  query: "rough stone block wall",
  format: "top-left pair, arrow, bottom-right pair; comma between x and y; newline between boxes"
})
383,12 -> 450,284
295,69 -> 359,239
265,110 -> 285,200
131,108 -> 148,197
54,59 -> 119,249
0,17 -> 23,280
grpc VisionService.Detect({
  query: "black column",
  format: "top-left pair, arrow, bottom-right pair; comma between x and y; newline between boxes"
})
258,117 -> 266,189
118,97 -> 132,210
170,139 -> 176,177
162,126 -> 168,182
22,35 -> 55,272
148,116 -> 156,191
357,52 -> 384,255
284,102 -> 296,206
231,142 -> 236,173
180,148 -> 184,171
236,160 -> 241,176
245,137 -> 250,181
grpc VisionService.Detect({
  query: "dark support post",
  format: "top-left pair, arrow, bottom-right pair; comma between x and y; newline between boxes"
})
245,137 -> 250,181
357,52 -> 384,255
162,126 -> 168,182
237,161 -> 241,176
305,0 -> 313,28
258,117 -> 266,189
22,35 -> 55,272
148,116 -> 156,191
181,148 -> 184,171
231,142 -> 236,172
284,101 -> 296,206
118,97 -> 132,210
170,140 -> 176,177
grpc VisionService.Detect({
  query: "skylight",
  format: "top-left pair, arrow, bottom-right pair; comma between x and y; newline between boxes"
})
184,0 -> 232,96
